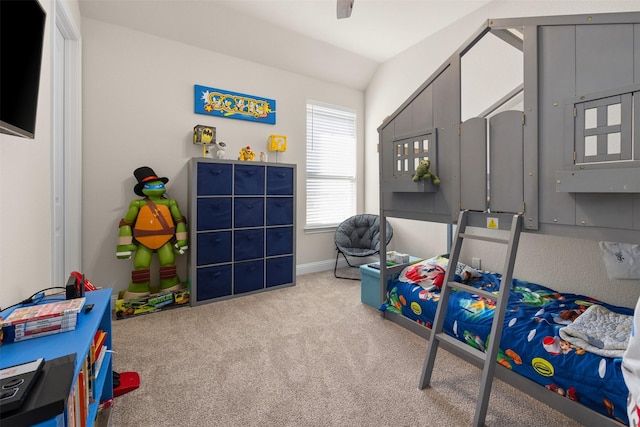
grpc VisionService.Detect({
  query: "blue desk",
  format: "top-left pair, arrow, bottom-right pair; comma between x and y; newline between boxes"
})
0,289 -> 114,426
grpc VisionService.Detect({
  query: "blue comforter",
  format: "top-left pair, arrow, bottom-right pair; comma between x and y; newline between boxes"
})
381,271 -> 634,425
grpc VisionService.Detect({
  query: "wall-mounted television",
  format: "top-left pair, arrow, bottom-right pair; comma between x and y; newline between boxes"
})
0,0 -> 47,139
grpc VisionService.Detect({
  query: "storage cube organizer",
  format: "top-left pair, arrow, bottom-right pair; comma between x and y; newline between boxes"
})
189,159 -> 296,307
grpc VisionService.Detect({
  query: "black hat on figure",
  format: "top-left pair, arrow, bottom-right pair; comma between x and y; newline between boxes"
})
133,166 -> 169,196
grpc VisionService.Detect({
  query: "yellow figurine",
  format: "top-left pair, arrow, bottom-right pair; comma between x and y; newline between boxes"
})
238,145 -> 256,161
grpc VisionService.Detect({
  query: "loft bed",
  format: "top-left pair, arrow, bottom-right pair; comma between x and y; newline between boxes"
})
376,11 -> 640,427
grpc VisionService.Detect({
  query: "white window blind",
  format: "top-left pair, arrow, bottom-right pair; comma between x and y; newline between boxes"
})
306,102 -> 356,229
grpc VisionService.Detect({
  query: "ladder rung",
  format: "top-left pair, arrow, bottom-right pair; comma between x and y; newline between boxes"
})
447,281 -> 497,301
458,232 -> 509,245
435,333 -> 487,362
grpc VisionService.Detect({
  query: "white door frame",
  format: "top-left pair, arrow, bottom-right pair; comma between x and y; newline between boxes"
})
52,0 -> 82,285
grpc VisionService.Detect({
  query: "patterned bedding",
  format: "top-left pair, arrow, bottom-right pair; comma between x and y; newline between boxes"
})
380,257 -> 634,425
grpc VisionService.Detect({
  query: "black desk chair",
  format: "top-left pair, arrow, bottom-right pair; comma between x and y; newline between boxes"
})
333,214 -> 393,280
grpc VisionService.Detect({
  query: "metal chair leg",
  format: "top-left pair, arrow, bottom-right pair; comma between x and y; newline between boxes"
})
333,249 -> 362,280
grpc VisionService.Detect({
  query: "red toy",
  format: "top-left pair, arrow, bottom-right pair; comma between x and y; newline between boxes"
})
70,271 -> 98,291
113,371 -> 140,398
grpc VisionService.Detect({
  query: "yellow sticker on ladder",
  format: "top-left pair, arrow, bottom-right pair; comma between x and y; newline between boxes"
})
487,217 -> 498,229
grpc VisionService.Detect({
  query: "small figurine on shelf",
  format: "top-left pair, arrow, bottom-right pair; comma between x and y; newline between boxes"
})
207,141 -> 227,159
238,145 -> 256,161
268,135 -> 287,152
193,124 -> 216,158
116,166 -> 188,300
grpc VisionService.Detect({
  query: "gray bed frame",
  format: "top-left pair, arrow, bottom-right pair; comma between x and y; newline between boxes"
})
377,11 -> 640,427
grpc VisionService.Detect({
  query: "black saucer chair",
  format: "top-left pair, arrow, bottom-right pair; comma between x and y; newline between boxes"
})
333,214 -> 393,280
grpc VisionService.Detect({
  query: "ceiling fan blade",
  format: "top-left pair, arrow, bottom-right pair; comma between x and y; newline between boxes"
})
337,0 -> 354,19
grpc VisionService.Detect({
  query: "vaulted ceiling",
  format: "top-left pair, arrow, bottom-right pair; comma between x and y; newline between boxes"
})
78,0 -> 492,90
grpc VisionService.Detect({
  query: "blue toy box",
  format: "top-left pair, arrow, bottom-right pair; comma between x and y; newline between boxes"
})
359,257 -> 423,308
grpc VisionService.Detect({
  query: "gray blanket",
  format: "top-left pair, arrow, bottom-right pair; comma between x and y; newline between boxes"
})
558,304 -> 633,358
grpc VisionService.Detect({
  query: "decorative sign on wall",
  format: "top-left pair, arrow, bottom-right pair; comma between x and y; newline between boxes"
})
194,84 -> 276,125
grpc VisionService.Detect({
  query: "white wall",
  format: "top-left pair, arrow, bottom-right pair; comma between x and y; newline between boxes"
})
364,0 -> 640,308
0,0 -> 57,310
80,18 -> 365,296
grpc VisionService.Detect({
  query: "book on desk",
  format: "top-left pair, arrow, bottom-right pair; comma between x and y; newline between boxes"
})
2,298 -> 85,326
1,298 -> 85,344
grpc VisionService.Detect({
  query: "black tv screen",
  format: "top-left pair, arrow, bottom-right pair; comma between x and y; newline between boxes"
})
0,0 -> 46,139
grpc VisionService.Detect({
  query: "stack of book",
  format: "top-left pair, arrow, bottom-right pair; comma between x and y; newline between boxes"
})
90,329 -> 108,400
1,297 -> 86,344
66,328 -> 109,427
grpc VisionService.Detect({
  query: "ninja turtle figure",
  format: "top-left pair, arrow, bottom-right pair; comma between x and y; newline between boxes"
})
116,166 -> 188,299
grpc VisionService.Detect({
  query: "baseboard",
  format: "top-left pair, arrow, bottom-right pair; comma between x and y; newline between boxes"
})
296,256 -> 378,276
108,257 -> 377,306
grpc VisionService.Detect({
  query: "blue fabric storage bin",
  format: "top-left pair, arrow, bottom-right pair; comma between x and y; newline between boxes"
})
197,163 -> 232,195
234,164 -> 265,195
234,260 -> 264,294
266,256 -> 293,287
266,166 -> 294,195
197,264 -> 232,300
234,197 -> 264,228
196,231 -> 232,265
197,198 -> 232,231
234,229 -> 264,261
266,226 -> 293,256
266,197 -> 293,225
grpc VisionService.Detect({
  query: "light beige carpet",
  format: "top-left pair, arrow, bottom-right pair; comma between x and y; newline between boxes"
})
110,269 -> 583,427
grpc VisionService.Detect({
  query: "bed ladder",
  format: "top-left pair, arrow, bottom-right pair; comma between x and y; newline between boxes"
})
418,210 -> 523,427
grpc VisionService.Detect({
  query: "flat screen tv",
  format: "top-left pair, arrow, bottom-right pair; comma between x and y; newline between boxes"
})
0,0 -> 46,139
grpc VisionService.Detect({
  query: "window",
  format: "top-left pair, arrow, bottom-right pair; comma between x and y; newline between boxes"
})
306,102 -> 356,230
392,132 -> 434,178
573,93 -> 632,164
